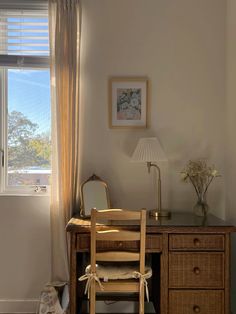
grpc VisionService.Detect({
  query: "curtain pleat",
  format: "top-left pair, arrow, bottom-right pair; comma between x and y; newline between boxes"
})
49,0 -> 80,282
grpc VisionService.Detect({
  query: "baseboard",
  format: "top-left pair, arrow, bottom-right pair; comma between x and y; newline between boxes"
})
0,299 -> 38,314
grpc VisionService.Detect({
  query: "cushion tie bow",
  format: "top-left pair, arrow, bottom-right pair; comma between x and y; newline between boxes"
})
132,271 -> 150,302
79,272 -> 104,299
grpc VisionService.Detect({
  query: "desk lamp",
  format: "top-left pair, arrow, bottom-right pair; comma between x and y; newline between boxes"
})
132,137 -> 170,217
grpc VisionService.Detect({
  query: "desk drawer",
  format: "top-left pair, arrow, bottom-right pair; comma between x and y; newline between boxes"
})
169,252 -> 224,288
169,290 -> 224,314
76,234 -> 162,252
169,234 -> 224,251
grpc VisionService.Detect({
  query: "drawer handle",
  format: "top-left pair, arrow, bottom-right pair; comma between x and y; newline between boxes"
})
193,238 -> 200,246
193,305 -> 201,313
193,267 -> 200,275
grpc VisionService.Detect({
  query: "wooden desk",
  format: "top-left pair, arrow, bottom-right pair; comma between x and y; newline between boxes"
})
66,212 -> 236,314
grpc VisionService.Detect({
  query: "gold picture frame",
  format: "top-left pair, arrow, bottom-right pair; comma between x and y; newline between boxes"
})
109,77 -> 149,128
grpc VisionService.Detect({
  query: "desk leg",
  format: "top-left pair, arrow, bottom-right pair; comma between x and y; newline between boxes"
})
151,253 -> 160,314
225,233 -> 230,314
160,233 -> 168,314
70,233 -> 77,314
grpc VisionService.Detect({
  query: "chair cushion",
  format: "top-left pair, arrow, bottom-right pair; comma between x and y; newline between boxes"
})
85,263 -> 152,281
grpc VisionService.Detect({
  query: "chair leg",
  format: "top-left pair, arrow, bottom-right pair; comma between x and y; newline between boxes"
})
139,284 -> 145,314
89,281 -> 96,314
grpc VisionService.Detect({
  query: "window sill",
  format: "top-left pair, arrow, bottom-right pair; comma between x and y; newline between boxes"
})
0,192 -> 50,197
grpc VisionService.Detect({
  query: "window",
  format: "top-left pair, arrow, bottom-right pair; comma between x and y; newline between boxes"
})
0,1 -> 51,194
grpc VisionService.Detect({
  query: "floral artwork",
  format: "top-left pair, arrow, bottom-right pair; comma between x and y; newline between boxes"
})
116,88 -> 141,120
109,77 -> 148,128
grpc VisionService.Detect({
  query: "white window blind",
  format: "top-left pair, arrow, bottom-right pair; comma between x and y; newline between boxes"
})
0,0 -> 49,67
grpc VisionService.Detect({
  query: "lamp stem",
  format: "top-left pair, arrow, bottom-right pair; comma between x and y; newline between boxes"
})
147,162 -> 162,211
147,162 -> 170,217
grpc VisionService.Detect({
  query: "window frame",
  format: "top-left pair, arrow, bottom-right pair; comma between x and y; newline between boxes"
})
0,1 -> 51,195
0,65 -> 51,196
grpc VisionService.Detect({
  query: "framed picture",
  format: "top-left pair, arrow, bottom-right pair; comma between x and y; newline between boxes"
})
109,77 -> 149,128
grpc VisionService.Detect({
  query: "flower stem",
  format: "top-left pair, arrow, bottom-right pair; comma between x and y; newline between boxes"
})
188,175 -> 200,198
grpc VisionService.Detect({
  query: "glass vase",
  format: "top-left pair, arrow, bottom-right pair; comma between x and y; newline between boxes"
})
193,194 -> 209,217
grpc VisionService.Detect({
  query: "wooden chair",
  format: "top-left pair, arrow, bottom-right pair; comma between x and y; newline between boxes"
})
79,208 -> 151,314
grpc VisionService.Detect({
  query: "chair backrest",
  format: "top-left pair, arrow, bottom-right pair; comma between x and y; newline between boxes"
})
90,208 -> 146,275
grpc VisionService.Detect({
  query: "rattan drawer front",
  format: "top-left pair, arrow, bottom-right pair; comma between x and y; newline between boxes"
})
169,290 -> 224,314
169,252 -> 224,288
169,234 -> 224,251
76,234 -> 162,252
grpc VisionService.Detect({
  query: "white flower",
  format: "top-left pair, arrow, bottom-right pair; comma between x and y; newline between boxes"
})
180,172 -> 188,181
211,169 -> 218,177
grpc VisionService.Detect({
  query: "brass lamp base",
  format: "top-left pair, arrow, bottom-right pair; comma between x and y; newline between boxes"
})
149,209 -> 171,218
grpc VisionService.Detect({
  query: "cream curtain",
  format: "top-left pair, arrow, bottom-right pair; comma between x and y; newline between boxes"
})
49,0 -> 80,282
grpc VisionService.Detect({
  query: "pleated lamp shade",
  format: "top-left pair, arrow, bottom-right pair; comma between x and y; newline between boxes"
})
131,137 -> 167,162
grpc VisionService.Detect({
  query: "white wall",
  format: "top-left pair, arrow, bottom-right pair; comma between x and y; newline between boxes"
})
226,0 -> 236,312
0,196 -> 51,313
80,0 -> 226,216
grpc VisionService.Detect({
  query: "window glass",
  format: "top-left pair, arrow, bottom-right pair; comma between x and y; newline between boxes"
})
7,68 -> 51,187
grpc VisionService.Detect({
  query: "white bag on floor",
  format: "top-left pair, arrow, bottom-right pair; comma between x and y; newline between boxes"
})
38,282 -> 69,314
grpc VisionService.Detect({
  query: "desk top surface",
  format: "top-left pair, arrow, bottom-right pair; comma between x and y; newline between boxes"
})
66,212 -> 236,233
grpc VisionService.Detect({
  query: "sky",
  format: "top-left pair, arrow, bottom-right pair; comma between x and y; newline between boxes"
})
8,69 -> 51,135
